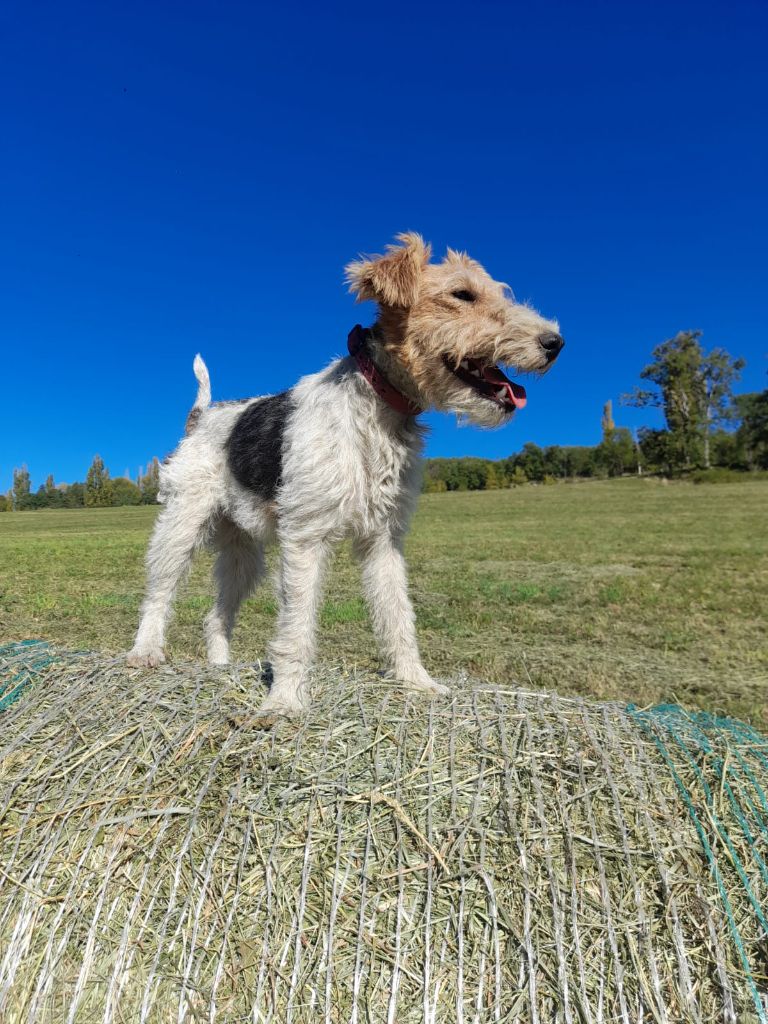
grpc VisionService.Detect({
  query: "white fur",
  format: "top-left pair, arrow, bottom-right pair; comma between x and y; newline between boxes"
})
126,357 -> 448,714
192,353 -> 211,410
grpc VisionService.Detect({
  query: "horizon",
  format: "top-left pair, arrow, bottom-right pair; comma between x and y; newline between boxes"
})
11,431 -> 641,494
2,0 -> 767,492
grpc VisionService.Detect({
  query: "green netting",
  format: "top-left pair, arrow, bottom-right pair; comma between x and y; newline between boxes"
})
0,640 -> 58,713
628,703 -> 768,1022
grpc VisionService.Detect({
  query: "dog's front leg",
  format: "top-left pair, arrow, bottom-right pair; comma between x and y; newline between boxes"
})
357,534 -> 449,697
259,538 -> 330,716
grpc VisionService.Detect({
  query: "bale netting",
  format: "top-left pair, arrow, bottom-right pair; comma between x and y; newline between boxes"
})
1,643 -> 767,1023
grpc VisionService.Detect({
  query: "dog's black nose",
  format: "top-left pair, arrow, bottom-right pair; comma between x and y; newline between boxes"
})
538,332 -> 564,360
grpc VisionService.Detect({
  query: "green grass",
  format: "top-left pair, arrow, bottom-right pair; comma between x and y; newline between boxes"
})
1,479 -> 766,723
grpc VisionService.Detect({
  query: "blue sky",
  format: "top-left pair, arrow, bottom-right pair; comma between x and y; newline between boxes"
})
1,0 -> 766,490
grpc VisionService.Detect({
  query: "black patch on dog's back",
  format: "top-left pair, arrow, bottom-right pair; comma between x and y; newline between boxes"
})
226,391 -> 293,499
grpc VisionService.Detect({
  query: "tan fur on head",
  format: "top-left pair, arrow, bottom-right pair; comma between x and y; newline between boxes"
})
345,232 -> 432,307
346,233 -> 563,429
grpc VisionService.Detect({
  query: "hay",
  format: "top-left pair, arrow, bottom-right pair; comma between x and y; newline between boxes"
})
1,644 -> 767,1023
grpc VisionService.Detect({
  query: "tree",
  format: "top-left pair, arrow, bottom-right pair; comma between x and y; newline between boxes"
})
623,331 -> 744,472
699,348 -> 746,468
85,455 -> 114,507
601,400 -> 615,437
637,428 -> 676,476
596,427 -> 635,477
32,484 -> 49,509
62,482 -> 86,508
111,477 -> 143,506
543,445 -> 568,479
12,465 -> 31,511
140,457 -> 161,504
736,388 -> 768,469
709,429 -> 744,469
0,494 -> 9,512
561,446 -> 597,478
513,443 -> 546,482
43,474 -> 63,509
484,463 -> 504,489
423,475 -> 447,493
632,429 -> 644,476
594,401 -> 634,477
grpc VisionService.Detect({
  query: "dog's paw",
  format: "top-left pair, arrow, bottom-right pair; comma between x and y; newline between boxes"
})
206,638 -> 231,667
258,690 -> 306,716
406,679 -> 450,698
126,648 -> 166,669
400,669 -> 450,698
248,692 -> 307,730
207,655 -> 231,668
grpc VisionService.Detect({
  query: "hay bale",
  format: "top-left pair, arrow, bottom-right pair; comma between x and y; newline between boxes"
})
0,649 -> 766,1023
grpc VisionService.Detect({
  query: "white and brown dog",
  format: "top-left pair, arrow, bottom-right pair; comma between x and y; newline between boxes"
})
127,233 -> 563,716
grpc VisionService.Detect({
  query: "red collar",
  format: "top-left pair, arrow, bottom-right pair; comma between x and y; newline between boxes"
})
347,325 -> 422,417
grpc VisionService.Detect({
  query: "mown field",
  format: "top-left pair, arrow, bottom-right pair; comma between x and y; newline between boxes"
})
1,479 -> 766,723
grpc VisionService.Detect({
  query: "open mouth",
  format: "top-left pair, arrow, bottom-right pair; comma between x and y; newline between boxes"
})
443,356 -> 527,411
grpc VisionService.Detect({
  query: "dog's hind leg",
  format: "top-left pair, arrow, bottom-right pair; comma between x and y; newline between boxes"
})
204,519 -> 265,665
127,497 -> 215,668
356,533 -> 449,697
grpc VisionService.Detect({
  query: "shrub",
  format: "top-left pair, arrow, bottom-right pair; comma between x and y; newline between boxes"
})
691,468 -> 768,484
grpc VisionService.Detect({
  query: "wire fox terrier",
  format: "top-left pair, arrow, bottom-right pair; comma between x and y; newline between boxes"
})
127,233 -> 564,717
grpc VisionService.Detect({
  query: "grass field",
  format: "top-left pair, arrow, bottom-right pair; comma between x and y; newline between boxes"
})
1,479 -> 766,723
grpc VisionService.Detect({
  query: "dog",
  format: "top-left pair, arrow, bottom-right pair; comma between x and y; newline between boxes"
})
126,233 -> 563,716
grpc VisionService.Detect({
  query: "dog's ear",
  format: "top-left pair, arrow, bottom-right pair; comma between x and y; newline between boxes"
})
345,232 -> 431,307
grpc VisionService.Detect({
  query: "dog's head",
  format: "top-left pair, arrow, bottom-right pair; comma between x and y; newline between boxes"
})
346,232 -> 563,427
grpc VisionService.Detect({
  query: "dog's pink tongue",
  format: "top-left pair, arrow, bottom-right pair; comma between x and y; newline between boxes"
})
482,365 -> 527,409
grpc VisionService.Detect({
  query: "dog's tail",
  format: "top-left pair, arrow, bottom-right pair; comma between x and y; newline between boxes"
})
185,355 -> 211,434
192,354 -> 211,408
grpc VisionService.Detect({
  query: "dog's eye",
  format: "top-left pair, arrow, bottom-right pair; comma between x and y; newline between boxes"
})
452,289 -> 476,302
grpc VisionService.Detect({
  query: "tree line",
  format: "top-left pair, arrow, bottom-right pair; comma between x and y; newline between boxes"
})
1,457 -> 162,511
3,330 -> 768,507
